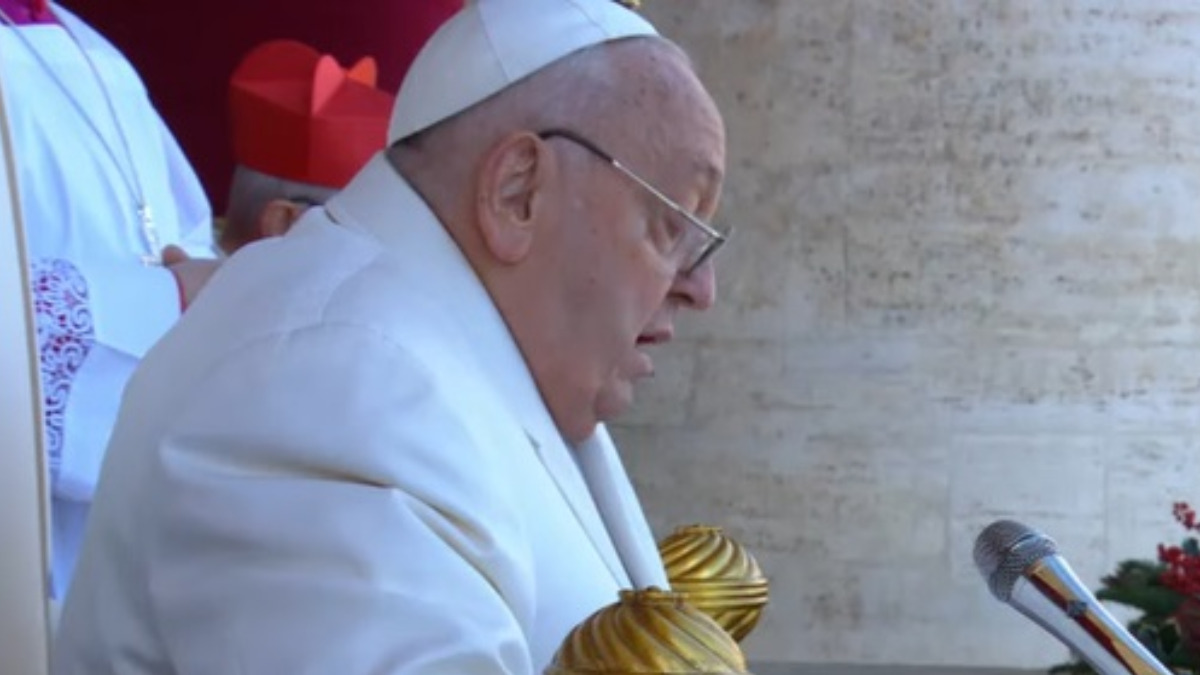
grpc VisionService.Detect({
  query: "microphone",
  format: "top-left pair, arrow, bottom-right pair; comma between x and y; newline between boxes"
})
973,520 -> 1173,675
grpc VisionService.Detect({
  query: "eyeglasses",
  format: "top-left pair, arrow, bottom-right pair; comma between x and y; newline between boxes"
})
537,128 -> 728,276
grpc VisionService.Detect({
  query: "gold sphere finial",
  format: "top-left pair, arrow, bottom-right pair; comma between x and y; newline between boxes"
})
659,525 -> 770,642
547,587 -> 750,675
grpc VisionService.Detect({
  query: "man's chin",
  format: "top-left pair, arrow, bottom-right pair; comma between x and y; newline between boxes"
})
555,379 -> 636,443
594,384 -> 636,425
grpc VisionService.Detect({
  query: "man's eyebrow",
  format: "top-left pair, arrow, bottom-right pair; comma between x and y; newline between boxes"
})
684,155 -> 724,191
696,160 -> 723,183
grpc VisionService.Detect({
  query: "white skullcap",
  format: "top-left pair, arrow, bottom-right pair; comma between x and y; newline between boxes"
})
388,0 -> 659,143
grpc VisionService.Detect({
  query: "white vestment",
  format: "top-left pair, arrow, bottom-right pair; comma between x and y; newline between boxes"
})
0,4 -> 213,598
54,155 -> 669,675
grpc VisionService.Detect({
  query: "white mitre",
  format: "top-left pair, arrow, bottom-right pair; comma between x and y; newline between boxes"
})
389,0 -> 659,143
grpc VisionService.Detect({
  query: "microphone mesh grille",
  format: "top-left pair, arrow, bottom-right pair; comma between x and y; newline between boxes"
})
973,520 -> 1058,601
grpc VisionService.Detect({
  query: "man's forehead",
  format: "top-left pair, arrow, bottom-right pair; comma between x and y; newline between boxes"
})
671,114 -> 726,185
651,57 -> 725,182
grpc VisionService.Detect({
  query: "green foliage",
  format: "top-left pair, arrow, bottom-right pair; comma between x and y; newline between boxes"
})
1098,559 -> 1184,618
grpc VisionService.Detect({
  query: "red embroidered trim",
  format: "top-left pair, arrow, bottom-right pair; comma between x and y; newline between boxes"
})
31,259 -> 95,486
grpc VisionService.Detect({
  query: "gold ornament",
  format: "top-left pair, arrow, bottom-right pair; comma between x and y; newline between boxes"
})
614,0 -> 642,9
658,525 -> 769,642
546,587 -> 750,675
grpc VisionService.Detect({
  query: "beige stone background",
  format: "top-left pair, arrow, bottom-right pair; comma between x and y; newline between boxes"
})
609,1 -> 1200,669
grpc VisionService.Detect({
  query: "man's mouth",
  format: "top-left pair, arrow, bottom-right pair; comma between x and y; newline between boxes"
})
636,325 -> 674,346
632,328 -> 672,378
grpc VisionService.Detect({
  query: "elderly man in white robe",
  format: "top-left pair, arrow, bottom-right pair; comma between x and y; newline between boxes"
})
54,0 -> 729,672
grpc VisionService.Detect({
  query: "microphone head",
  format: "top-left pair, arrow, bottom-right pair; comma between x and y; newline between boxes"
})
973,520 -> 1059,602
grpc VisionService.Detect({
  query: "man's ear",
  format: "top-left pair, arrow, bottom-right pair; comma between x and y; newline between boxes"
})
475,132 -> 547,265
256,199 -> 309,240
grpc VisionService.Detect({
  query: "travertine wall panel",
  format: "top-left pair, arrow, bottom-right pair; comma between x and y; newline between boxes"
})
612,1 -> 1200,667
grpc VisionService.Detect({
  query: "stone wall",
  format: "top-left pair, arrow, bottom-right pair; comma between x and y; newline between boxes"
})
611,1 -> 1200,668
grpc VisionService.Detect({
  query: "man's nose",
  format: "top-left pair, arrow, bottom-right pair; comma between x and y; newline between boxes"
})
671,260 -> 716,311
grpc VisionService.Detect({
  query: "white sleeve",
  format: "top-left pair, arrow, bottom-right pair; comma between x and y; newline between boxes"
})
44,258 -> 180,501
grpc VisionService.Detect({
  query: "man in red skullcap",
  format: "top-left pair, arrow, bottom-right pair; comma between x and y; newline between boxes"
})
218,40 -> 394,256
66,0 -> 462,214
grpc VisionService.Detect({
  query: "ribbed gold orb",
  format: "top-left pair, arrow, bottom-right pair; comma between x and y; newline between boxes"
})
658,525 -> 769,642
545,587 -> 750,675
